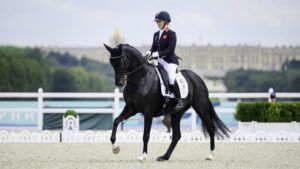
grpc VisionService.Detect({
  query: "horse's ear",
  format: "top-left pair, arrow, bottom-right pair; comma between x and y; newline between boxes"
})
103,43 -> 112,52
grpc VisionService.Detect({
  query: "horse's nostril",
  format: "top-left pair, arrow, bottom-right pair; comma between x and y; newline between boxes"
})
115,81 -> 124,87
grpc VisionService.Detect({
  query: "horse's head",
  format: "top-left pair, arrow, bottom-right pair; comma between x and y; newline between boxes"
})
104,43 -> 128,87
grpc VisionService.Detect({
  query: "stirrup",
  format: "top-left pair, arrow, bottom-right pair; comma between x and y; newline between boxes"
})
173,99 -> 184,111
162,97 -> 170,115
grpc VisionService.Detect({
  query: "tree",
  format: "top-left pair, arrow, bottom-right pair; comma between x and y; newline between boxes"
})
291,75 -> 300,92
0,46 -> 114,92
47,51 -> 78,67
224,64 -> 300,92
52,69 -> 77,92
0,46 -> 51,92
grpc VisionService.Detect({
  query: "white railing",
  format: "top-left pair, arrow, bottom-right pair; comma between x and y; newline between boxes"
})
0,88 -> 122,130
1,88 -> 300,130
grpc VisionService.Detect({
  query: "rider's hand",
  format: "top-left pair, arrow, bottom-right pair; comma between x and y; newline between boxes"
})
144,51 -> 151,59
146,51 -> 151,56
152,52 -> 159,59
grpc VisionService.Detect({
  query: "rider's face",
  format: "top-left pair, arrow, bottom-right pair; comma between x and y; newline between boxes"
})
156,20 -> 165,29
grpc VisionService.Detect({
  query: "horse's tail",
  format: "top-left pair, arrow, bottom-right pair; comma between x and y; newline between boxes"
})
205,100 -> 230,138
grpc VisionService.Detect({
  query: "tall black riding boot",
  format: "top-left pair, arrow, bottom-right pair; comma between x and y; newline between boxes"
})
161,97 -> 170,115
170,83 -> 184,112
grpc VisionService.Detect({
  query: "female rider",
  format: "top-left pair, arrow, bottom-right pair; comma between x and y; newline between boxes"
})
146,11 -> 183,112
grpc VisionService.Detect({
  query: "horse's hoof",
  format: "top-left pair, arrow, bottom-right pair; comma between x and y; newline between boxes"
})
205,152 -> 214,161
156,155 -> 169,161
112,146 -> 120,154
137,153 -> 147,162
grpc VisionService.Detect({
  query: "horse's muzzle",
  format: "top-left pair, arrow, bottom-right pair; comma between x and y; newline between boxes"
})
115,77 -> 125,87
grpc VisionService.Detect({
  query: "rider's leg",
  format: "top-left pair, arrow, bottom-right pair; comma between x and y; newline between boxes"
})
157,58 -> 171,114
158,58 -> 170,94
169,83 -> 184,111
164,63 -> 184,111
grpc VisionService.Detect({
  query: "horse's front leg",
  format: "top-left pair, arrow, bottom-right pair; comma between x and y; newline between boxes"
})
137,113 -> 153,162
111,105 -> 135,154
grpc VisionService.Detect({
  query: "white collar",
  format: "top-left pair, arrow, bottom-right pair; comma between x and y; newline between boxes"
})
159,26 -> 167,39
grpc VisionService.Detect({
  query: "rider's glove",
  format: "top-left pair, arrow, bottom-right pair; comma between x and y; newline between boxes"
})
152,52 -> 159,59
146,51 -> 151,56
144,51 -> 152,59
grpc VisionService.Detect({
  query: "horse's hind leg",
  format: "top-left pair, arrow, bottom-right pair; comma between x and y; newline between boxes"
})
157,111 -> 185,161
192,99 -> 215,160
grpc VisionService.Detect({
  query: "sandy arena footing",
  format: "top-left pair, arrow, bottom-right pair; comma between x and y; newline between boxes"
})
1,142 -> 300,169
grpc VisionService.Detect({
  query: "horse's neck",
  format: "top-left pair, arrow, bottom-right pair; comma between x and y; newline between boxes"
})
125,50 -> 157,87
128,54 -> 144,70
124,52 -> 158,96
126,61 -> 154,86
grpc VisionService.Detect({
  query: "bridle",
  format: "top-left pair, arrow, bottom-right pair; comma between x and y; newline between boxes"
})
109,52 -> 147,77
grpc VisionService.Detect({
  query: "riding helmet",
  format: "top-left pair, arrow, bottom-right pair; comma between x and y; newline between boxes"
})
154,11 -> 171,23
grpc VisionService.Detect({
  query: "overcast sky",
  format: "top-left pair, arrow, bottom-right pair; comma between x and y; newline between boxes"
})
0,0 -> 300,47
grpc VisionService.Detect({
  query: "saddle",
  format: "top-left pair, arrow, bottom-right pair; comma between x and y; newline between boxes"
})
154,64 -> 189,99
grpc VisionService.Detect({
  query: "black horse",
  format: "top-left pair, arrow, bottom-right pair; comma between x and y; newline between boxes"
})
104,43 -> 230,161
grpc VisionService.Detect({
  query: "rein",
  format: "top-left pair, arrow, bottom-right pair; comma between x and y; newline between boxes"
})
110,52 -> 147,76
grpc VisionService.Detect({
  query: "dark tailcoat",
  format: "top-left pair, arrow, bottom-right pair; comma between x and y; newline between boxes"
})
150,28 -> 179,65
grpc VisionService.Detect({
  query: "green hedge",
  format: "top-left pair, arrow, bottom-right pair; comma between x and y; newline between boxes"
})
64,109 -> 78,118
235,102 -> 300,122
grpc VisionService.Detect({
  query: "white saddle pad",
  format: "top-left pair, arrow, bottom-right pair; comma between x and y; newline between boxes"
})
154,67 -> 188,99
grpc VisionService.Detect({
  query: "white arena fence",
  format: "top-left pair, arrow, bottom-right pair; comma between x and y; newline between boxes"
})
1,88 -> 300,130
0,88 -> 123,130
0,88 -> 300,142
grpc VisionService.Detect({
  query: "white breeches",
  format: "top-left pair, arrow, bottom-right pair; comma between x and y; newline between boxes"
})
158,58 -> 177,85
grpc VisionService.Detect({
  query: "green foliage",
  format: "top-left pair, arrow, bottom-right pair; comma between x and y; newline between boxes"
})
0,46 -> 51,92
46,52 -> 114,92
295,102 -> 300,121
51,67 -> 113,92
80,57 -> 113,76
47,51 -> 79,67
0,46 -> 114,92
52,68 -> 77,92
236,102 -> 300,122
224,61 -> 300,92
64,109 -> 78,118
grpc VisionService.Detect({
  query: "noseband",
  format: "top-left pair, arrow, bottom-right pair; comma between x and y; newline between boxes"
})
110,52 -> 146,76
